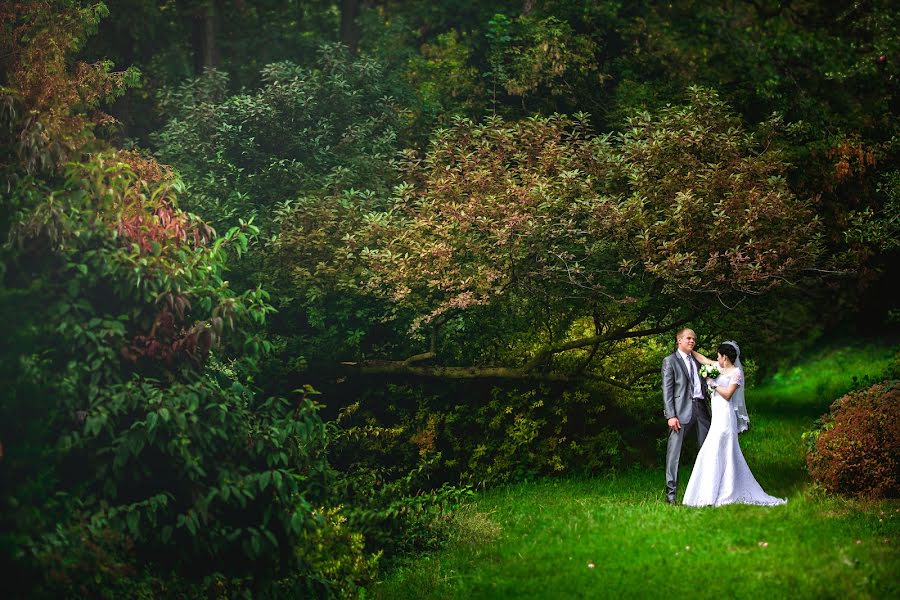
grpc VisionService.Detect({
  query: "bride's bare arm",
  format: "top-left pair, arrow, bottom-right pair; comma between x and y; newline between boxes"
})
716,382 -> 739,401
691,350 -> 716,366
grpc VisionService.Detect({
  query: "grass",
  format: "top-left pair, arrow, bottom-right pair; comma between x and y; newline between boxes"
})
374,343 -> 899,599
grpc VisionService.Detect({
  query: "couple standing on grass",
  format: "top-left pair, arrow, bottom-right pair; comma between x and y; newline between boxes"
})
662,328 -> 787,507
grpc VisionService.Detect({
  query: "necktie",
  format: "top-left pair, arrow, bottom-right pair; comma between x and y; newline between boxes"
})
686,356 -> 697,396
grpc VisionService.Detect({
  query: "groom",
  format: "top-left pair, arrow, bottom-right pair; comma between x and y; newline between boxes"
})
662,328 -> 711,504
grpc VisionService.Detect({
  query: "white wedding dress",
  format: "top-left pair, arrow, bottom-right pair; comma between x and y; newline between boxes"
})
682,368 -> 786,507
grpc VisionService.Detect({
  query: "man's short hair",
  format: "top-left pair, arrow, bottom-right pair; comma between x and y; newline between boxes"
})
675,327 -> 694,340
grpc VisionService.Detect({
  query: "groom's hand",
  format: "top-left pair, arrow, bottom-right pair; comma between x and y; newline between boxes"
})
668,417 -> 681,433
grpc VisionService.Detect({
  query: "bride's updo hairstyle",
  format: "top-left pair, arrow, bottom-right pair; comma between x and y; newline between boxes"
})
717,342 -> 738,364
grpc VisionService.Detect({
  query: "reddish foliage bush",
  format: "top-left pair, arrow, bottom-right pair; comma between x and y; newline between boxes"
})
1,2 -> 137,174
116,149 -> 174,184
807,381 -> 900,498
116,197 -> 210,254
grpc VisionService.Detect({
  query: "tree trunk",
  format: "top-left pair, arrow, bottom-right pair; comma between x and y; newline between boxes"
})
340,0 -> 361,52
191,2 -> 219,75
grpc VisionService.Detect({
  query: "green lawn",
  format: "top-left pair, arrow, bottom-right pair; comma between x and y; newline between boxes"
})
375,344 -> 899,599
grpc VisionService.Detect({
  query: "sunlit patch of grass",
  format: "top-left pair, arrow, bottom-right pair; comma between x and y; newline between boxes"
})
449,504 -> 503,547
753,343 -> 895,411
375,343 -> 899,599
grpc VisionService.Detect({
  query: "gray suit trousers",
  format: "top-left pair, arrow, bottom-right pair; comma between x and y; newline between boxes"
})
665,398 -> 711,502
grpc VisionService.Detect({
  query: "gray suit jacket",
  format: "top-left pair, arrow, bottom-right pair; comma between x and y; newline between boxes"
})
662,352 -> 708,424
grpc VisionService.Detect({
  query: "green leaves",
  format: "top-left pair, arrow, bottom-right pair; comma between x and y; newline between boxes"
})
155,49 -> 403,239
70,374 -> 333,579
0,149 -> 335,591
126,509 -> 139,536
291,510 -> 305,534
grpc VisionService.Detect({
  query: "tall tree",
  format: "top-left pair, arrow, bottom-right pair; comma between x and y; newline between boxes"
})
273,89 -> 828,382
191,0 -> 221,74
340,0 -> 360,52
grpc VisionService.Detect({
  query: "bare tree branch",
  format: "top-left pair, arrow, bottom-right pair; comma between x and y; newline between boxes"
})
340,361 -> 572,381
338,361 -> 632,390
523,305 -> 678,372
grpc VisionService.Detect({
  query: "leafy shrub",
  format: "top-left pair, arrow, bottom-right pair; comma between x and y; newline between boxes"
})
0,156 -> 354,596
450,385 -> 626,485
154,44 -> 406,235
401,28 -> 485,129
336,383 -> 626,491
155,46 -> 412,375
329,399 -> 473,560
357,93 -> 825,376
287,506 -> 381,598
805,380 -> 900,498
485,13 -> 606,110
0,7 -> 462,598
0,1 -> 140,176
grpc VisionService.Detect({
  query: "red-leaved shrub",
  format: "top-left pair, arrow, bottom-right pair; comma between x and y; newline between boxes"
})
806,381 -> 900,498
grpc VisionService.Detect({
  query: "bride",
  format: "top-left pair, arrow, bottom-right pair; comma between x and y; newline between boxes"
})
681,341 -> 786,507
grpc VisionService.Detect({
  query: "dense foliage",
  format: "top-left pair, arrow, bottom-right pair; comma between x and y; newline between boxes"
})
2,0 -> 898,596
267,88 -> 824,384
0,152 -> 358,595
153,45 -> 410,370
154,45 -> 406,234
806,379 -> 900,499
363,91 -> 822,334
0,3 -> 453,597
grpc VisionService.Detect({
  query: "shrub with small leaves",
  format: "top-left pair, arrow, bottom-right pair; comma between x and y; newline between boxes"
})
806,380 -> 900,498
291,505 -> 381,597
0,156 -> 341,596
154,44 -> 406,236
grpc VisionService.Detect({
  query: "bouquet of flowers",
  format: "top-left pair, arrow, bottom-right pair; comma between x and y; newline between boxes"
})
699,363 -> 721,396
699,364 -> 720,379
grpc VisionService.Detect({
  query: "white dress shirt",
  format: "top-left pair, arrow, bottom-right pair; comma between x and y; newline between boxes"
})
678,350 -> 703,399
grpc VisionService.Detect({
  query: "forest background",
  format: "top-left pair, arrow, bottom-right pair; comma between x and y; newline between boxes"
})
1,1 -> 898,597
